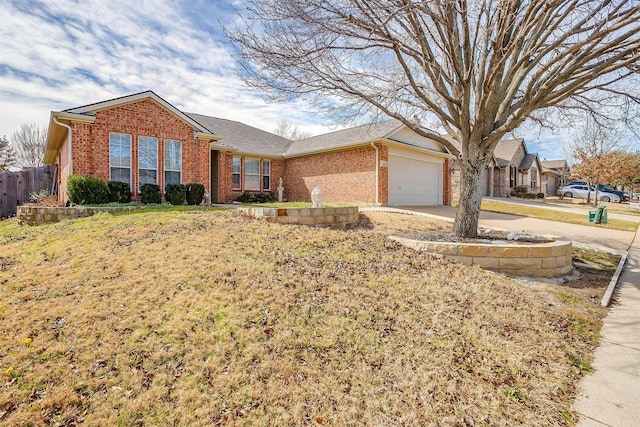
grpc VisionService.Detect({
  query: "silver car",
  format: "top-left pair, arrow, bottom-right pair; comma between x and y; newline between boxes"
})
557,184 -> 621,203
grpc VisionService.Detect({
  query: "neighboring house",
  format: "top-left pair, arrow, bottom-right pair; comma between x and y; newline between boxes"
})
44,90 -> 455,206
450,138 -> 545,200
540,159 -> 570,197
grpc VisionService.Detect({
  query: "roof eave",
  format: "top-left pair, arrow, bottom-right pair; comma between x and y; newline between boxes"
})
44,111 -> 96,165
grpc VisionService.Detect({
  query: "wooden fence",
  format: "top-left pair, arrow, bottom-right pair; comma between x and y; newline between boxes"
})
0,165 -> 56,218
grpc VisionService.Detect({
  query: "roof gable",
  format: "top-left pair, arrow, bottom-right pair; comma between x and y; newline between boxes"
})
493,138 -> 526,167
64,90 -> 213,135
540,159 -> 568,170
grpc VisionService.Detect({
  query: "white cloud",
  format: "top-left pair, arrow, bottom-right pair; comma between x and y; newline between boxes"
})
0,0 -> 330,139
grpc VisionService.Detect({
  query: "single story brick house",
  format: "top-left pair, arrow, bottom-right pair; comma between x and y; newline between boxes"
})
44,91 -> 455,206
450,138 -> 546,200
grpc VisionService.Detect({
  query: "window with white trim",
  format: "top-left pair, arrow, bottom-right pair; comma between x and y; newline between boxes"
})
110,132 -> 131,186
164,139 -> 182,188
232,157 -> 241,190
262,160 -> 271,191
244,158 -> 260,191
138,136 -> 158,189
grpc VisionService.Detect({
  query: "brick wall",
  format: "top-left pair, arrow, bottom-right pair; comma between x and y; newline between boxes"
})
61,99 -> 211,199
283,146 -> 379,204
215,152 -> 285,203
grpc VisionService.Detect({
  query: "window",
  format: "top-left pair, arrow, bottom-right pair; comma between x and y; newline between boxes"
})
138,136 -> 158,189
530,169 -> 537,189
110,132 -> 131,186
262,160 -> 271,191
164,139 -> 182,188
509,165 -> 517,188
244,158 -> 260,191
232,157 -> 241,190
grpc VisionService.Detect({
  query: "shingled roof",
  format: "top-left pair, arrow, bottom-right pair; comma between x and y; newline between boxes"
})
518,152 -> 538,170
184,113 -> 293,157
284,120 -> 404,157
540,159 -> 568,170
493,138 -> 525,167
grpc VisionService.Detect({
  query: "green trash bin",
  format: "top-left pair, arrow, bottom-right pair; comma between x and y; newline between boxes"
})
589,210 -> 596,222
594,205 -> 606,224
601,207 -> 608,224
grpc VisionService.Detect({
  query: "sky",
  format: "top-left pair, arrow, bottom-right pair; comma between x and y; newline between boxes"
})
0,0 -> 607,161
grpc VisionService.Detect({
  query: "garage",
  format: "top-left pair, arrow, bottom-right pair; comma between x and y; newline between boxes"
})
388,148 -> 443,206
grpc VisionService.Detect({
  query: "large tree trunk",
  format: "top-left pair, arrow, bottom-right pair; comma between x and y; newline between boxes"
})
453,147 -> 492,238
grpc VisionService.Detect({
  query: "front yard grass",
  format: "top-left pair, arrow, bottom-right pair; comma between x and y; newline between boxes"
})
480,199 -> 638,232
0,210 -> 609,425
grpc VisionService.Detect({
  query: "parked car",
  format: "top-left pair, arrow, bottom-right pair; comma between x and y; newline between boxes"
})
567,181 -> 628,202
557,184 -> 621,203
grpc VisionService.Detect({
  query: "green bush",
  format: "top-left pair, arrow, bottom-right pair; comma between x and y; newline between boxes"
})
107,181 -> 132,203
522,192 -> 537,199
140,183 -> 162,204
185,183 -> 205,205
254,192 -> 276,203
165,183 -> 186,205
67,174 -> 109,205
235,191 -> 277,204
536,192 -> 545,199
236,191 -> 254,203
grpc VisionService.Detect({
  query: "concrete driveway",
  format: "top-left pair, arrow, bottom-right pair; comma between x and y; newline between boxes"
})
395,204 -> 636,253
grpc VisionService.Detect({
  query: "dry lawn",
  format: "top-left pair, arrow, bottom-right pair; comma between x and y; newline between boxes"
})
0,209 -> 609,426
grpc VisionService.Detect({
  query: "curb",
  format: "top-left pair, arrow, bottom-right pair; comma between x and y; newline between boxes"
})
600,251 -> 628,307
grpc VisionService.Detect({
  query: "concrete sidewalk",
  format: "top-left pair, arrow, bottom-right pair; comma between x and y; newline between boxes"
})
574,225 -> 640,427
363,205 -> 640,426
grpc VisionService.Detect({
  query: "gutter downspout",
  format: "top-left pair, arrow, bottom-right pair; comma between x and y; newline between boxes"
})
371,142 -> 379,206
52,116 -> 73,175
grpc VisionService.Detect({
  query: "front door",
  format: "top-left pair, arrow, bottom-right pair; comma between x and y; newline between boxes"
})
210,151 -> 219,203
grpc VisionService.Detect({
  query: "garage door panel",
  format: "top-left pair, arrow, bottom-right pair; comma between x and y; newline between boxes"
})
388,153 -> 442,206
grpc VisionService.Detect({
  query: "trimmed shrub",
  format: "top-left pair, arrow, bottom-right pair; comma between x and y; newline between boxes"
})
254,192 -> 276,203
67,174 -> 109,205
536,193 -> 545,199
140,183 -> 162,204
108,181 -> 132,203
165,183 -> 186,205
235,191 -> 277,204
236,191 -> 254,203
185,183 -> 205,205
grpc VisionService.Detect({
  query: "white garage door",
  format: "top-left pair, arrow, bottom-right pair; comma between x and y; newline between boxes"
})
388,151 -> 442,206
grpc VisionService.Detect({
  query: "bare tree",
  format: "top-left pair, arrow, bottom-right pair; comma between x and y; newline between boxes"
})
273,120 -> 312,140
10,123 -> 47,169
567,118 -> 629,204
227,0 -> 640,237
0,135 -> 16,172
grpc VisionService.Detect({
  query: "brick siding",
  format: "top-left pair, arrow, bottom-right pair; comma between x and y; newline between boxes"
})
283,146 -> 380,205
58,99 -> 211,200
215,152 -> 285,203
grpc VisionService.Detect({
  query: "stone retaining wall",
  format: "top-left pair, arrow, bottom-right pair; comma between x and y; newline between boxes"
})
17,206 -> 138,226
390,235 -> 572,278
241,206 -> 359,228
